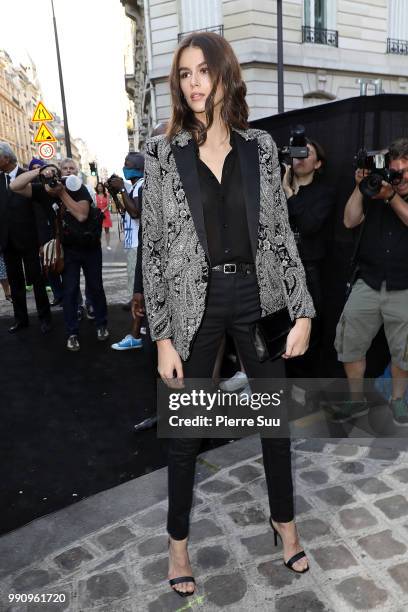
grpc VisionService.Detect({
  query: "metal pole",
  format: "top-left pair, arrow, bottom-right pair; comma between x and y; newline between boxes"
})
51,0 -> 72,157
277,0 -> 284,114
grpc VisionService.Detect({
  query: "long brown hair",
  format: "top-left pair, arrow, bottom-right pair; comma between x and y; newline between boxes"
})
167,31 -> 249,145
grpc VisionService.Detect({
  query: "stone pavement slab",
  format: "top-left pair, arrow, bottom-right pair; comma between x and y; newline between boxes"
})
0,436 -> 408,611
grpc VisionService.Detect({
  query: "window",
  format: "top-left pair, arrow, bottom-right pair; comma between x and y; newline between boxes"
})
180,0 -> 222,35
303,0 -> 337,46
304,0 -> 336,31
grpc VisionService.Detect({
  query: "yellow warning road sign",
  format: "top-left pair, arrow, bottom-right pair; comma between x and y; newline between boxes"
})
34,123 -> 57,143
32,101 -> 54,122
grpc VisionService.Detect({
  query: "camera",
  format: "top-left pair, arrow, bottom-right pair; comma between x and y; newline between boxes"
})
39,165 -> 61,188
278,125 -> 309,167
39,165 -> 82,192
105,174 -> 122,196
355,148 -> 403,198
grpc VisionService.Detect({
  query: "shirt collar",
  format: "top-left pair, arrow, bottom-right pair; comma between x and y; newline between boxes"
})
7,165 -> 18,180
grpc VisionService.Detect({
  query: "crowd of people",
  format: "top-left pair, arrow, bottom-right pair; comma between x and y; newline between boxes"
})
1,28 -> 408,600
0,142 -> 148,352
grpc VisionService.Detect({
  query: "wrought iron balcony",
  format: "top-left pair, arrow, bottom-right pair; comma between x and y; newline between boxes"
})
387,37 -> 408,55
178,24 -> 224,43
302,26 -> 338,47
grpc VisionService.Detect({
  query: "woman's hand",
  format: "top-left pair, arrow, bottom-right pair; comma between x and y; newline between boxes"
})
282,318 -> 311,359
157,339 -> 184,389
281,164 -> 294,198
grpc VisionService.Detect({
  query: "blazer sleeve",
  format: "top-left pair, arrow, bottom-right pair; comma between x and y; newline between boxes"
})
141,140 -> 172,341
266,134 -> 316,320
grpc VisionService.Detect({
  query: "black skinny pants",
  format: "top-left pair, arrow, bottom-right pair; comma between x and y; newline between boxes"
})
167,269 -> 294,540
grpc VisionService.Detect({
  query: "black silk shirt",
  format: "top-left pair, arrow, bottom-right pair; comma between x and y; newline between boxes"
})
195,131 -> 253,266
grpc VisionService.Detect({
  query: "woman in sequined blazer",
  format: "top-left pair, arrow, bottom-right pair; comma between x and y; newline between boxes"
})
141,31 -> 315,598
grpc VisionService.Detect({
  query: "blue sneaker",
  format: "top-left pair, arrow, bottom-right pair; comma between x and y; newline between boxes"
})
111,334 -> 142,351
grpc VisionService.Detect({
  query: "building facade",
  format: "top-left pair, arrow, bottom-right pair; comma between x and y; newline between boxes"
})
121,0 -> 149,149
0,50 -> 42,166
123,0 -> 408,139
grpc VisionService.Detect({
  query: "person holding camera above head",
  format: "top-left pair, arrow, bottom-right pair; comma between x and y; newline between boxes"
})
0,142 -> 51,334
334,138 -> 408,426
142,32 -> 315,597
281,139 -> 335,385
10,162 -> 109,352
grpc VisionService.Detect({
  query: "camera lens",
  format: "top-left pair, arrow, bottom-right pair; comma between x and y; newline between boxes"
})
359,173 -> 383,197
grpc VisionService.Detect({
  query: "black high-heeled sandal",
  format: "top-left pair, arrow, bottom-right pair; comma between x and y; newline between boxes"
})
269,517 -> 309,574
168,538 -> 196,597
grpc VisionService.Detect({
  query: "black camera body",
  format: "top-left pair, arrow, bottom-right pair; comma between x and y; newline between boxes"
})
39,165 -> 61,188
355,148 -> 403,198
105,174 -> 122,195
278,125 -> 309,167
38,165 -> 82,192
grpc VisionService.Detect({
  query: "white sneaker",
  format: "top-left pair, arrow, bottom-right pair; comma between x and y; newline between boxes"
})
106,246 -> 112,251
239,383 -> 253,401
219,371 -> 248,392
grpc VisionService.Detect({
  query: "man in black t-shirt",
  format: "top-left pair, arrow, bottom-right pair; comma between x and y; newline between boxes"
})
10,165 -> 109,351
334,138 -> 408,426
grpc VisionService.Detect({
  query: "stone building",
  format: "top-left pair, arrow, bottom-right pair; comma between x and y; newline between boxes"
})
0,50 -> 41,166
122,0 -> 408,140
121,0 -> 148,149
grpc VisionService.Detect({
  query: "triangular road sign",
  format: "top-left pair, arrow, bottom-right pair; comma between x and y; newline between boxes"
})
34,123 -> 57,143
32,101 -> 54,122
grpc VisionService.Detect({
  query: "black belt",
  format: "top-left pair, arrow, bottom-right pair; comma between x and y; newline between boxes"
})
211,262 -> 255,274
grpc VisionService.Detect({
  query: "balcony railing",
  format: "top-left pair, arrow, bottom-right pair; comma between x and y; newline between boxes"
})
178,24 -> 224,43
302,26 -> 338,47
387,37 -> 408,55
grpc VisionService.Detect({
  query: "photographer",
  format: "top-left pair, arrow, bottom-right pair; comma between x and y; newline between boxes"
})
282,140 -> 335,383
10,164 -> 109,351
334,138 -> 408,425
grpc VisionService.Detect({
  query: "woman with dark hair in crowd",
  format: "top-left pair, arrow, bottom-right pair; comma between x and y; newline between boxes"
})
142,31 -> 315,597
95,182 -> 112,250
281,140 -> 335,387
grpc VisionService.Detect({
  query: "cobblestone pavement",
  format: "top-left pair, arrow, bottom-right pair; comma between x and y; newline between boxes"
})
1,437 -> 408,612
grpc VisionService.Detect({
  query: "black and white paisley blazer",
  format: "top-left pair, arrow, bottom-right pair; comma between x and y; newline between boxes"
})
141,127 -> 315,361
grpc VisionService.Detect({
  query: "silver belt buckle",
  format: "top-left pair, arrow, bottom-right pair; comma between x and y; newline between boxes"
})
224,263 -> 236,274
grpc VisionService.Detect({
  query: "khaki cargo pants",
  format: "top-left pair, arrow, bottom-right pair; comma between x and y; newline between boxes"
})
335,279 -> 408,371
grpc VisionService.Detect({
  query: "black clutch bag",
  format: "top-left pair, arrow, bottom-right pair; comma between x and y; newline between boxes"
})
250,307 -> 294,362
